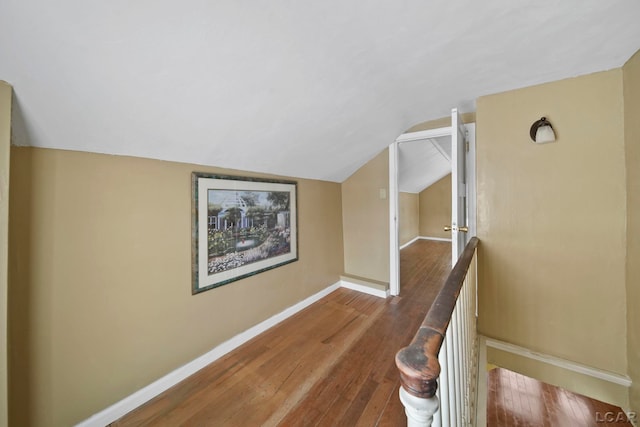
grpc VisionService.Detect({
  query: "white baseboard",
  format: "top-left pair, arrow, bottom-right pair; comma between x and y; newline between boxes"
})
399,236 -> 421,249
485,338 -> 632,387
340,280 -> 389,298
419,236 -> 452,242
399,236 -> 452,250
76,281 -> 342,427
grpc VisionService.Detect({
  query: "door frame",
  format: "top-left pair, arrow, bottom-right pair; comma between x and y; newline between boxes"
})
388,123 -> 476,296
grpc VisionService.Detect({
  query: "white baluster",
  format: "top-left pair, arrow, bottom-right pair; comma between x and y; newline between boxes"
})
458,297 -> 467,424
446,318 -> 458,427
399,387 -> 440,427
461,286 -> 470,423
439,337 -> 451,427
457,303 -> 464,426
433,383 -> 443,427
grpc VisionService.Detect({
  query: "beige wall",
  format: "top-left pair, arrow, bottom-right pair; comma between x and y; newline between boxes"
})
399,192 -> 419,246
8,147 -> 344,427
419,174 -> 452,239
341,150 -> 389,283
476,70 -> 628,378
623,49 -> 640,414
0,82 -> 11,427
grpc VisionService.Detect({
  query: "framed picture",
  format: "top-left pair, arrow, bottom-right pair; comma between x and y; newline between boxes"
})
192,173 -> 298,294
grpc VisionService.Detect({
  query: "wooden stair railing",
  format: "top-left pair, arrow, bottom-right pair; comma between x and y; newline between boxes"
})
396,237 -> 480,427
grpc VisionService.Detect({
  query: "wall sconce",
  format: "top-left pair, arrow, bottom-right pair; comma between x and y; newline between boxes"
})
529,117 -> 556,144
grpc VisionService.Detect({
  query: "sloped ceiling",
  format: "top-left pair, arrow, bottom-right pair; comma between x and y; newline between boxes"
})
399,136 -> 451,193
1,1 -> 639,182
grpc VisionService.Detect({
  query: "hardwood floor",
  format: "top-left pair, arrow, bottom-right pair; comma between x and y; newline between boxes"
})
111,240 -> 452,426
487,367 -> 634,427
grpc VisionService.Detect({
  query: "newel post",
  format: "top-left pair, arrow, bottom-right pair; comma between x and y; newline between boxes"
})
395,328 -> 443,427
399,386 -> 439,427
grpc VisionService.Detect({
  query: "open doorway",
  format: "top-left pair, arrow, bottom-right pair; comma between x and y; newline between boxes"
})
388,113 -> 476,296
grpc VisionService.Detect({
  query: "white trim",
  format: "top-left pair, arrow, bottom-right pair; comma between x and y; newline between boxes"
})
399,236 -> 421,250
340,280 -> 389,298
396,127 -> 452,143
485,338 -> 632,387
451,108 -> 464,262
418,236 -> 452,242
399,236 -> 452,250
75,281 -> 342,427
465,123 -> 477,239
389,142 -> 400,296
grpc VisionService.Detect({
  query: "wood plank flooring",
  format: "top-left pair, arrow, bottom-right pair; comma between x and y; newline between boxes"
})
487,367 -> 634,427
112,240 -> 452,426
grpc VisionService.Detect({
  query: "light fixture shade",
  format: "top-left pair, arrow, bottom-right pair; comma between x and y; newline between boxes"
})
530,117 -> 556,144
535,124 -> 556,143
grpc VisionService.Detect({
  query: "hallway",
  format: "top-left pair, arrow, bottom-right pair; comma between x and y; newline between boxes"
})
112,240 -> 451,426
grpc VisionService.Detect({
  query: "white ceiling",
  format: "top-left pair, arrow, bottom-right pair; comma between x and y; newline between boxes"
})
2,1 -> 639,182
399,136 -> 451,193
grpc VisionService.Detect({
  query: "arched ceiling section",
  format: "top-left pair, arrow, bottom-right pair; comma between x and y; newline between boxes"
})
399,136 -> 451,194
1,0 -> 639,182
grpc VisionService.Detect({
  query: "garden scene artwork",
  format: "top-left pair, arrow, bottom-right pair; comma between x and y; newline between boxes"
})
192,173 -> 298,294
207,189 -> 291,274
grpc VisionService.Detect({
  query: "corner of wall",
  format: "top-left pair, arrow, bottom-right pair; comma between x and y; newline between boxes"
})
623,48 -> 640,415
0,79 -> 13,427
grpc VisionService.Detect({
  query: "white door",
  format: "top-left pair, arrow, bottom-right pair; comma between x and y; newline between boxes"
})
450,108 -> 468,262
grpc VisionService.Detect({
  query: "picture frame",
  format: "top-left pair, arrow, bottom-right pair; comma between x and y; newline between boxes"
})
191,172 -> 298,294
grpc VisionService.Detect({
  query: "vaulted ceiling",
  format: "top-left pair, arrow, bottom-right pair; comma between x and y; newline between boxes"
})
2,1 -> 639,183
399,134 -> 453,194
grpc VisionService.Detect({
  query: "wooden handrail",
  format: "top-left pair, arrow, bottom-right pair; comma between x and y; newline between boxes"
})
395,237 -> 479,398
